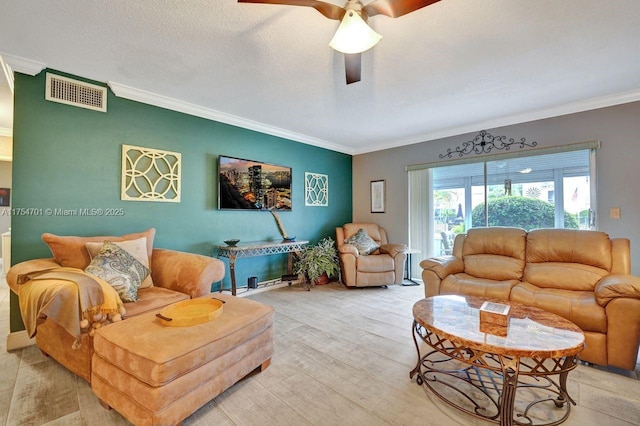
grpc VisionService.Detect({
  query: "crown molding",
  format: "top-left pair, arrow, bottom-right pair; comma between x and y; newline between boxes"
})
354,89 -> 640,155
0,128 -> 12,137
5,54 -> 636,157
108,81 -> 353,155
0,55 -> 13,93
0,53 -> 45,77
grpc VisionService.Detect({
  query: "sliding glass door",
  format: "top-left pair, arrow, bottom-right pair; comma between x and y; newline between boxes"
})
408,146 -> 596,271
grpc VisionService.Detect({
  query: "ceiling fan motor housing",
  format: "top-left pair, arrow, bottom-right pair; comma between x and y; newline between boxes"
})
345,0 -> 369,21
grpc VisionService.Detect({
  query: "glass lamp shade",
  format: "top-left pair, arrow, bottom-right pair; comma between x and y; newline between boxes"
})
329,10 -> 382,54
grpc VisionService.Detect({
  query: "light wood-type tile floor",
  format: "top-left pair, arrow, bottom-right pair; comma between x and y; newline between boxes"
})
1,279 -> 639,425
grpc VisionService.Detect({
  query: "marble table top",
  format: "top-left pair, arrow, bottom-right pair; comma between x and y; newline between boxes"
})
413,295 -> 585,358
215,240 -> 309,251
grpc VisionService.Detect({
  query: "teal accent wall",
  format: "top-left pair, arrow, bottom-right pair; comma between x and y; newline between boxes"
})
10,70 -> 352,331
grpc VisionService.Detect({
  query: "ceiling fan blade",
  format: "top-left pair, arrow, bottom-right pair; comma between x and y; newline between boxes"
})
363,0 -> 440,18
238,0 -> 345,20
345,53 -> 362,84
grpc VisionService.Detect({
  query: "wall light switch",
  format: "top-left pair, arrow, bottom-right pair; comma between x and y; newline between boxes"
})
610,207 -> 621,219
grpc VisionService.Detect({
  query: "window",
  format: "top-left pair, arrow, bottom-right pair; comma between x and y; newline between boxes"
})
408,144 -> 597,277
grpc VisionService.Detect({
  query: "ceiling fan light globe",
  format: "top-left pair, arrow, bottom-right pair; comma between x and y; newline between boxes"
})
329,10 -> 382,54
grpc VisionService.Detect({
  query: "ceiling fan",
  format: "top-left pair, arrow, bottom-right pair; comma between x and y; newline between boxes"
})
238,0 -> 441,84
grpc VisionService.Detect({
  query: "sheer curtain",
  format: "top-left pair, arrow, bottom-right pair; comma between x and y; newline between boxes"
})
407,168 -> 433,280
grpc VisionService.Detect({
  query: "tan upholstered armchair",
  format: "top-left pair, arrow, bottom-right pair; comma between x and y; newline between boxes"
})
335,223 -> 407,287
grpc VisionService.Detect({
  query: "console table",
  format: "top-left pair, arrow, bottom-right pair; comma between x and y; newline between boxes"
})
215,240 -> 309,295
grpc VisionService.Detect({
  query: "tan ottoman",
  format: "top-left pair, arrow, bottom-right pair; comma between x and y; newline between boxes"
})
91,294 -> 274,426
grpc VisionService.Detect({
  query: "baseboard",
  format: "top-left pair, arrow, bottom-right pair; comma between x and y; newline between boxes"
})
237,280 -> 292,297
220,278 -> 305,297
6,330 -> 35,351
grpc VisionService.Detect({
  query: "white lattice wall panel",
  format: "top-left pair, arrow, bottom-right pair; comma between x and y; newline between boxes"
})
121,144 -> 181,202
305,172 -> 328,206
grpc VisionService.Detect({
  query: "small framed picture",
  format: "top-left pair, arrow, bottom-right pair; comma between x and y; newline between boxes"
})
370,180 -> 385,213
0,188 -> 10,207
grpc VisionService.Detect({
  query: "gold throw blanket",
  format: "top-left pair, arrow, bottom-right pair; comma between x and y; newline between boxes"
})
18,267 -> 123,345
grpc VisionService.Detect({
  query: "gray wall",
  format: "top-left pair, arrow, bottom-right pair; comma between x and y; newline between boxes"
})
353,101 -> 640,275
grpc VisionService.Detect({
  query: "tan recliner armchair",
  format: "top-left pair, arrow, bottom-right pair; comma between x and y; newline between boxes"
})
336,223 -> 407,287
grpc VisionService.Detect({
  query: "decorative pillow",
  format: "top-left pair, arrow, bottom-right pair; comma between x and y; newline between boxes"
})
85,241 -> 150,303
42,228 -> 155,270
85,237 -> 153,288
344,228 -> 380,255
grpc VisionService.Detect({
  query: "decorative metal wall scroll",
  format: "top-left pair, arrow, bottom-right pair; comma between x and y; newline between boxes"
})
121,144 -> 181,202
305,172 -> 328,206
439,130 -> 538,159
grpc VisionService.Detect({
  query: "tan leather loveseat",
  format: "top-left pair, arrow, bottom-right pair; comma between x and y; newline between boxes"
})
420,227 -> 640,370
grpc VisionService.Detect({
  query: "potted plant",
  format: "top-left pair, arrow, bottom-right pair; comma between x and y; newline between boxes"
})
295,237 -> 340,285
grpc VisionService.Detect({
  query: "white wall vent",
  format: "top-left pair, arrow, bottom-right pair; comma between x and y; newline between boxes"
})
45,73 -> 107,112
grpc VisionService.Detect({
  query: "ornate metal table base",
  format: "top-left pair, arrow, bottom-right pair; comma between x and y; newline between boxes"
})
410,321 -> 579,426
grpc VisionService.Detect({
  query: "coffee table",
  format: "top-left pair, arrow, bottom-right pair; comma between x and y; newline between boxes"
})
410,295 -> 585,426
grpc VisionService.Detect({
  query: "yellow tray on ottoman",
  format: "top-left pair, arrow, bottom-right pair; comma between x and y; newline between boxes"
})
156,298 -> 224,326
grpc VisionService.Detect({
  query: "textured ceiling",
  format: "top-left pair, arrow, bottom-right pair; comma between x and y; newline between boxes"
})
1,0 -> 640,154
